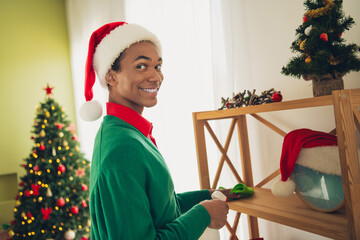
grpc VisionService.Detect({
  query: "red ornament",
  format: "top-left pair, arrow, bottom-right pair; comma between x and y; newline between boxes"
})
320,33 -> 328,41
41,207 -> 52,220
19,182 -> 24,187
26,212 -> 33,218
81,200 -> 88,208
57,197 -> 66,207
22,164 -> 26,168
33,165 -> 39,171
31,184 -> 41,196
81,184 -> 88,191
225,102 -> 230,109
338,32 -> 343,37
303,15 -> 308,23
72,135 -> 79,141
31,136 -> 34,140
44,84 -> 54,97
81,238 -> 89,240
15,194 -> 19,200
272,92 -> 283,102
39,145 -> 45,151
57,165 -> 66,173
56,123 -> 64,130
24,190 -> 31,197
71,206 -> 79,214
10,220 -> 15,225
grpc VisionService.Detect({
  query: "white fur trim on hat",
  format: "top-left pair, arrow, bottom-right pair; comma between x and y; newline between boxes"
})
297,146 -> 341,175
93,23 -> 162,88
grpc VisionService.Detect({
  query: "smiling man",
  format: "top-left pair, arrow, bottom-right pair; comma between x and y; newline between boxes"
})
80,22 -> 236,240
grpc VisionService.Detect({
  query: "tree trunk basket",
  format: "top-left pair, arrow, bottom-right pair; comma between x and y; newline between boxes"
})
311,75 -> 344,97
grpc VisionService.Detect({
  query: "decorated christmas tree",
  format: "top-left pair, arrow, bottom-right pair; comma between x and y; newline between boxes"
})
9,85 -> 90,240
281,0 -> 360,96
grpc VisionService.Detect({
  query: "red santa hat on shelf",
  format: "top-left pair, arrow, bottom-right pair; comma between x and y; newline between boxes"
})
271,128 -> 339,197
79,21 -> 162,121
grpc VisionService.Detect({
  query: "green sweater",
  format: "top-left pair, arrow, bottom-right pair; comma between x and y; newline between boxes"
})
90,115 -> 211,239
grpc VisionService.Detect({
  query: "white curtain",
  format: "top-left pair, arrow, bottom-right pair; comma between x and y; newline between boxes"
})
66,0 -> 359,239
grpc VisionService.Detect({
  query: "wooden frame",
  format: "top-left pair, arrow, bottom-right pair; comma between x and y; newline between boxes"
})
192,89 -> 360,240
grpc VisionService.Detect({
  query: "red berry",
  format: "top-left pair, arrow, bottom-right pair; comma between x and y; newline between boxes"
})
81,184 -> 88,191
71,206 -> 79,214
303,15 -> 308,23
26,212 -> 33,218
39,145 -> 45,151
320,33 -> 328,41
57,197 -> 65,207
272,92 -> 283,102
57,165 -> 66,173
24,190 -> 31,197
82,200 -> 87,208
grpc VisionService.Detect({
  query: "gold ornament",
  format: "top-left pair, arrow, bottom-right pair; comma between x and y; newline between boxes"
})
63,140 -> 68,147
15,200 -> 21,206
45,111 -> 50,118
59,132 -> 64,137
329,55 -> 341,65
40,130 -> 46,137
46,187 -> 53,197
8,230 -> 15,237
75,146 -> 80,152
300,39 -> 306,51
305,56 -> 312,63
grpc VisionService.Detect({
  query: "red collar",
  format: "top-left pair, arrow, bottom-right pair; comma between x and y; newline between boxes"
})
106,102 -> 157,147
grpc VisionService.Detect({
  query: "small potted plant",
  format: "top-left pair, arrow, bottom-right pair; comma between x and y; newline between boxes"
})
281,0 -> 360,97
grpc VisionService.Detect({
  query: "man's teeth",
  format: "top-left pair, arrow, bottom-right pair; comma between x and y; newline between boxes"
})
141,88 -> 158,93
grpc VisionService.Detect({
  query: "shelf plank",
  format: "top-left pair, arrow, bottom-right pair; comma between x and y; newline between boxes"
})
228,187 -> 348,240
194,95 -> 333,121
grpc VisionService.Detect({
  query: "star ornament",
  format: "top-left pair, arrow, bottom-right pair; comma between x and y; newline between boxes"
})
44,84 -> 54,97
75,167 -> 86,178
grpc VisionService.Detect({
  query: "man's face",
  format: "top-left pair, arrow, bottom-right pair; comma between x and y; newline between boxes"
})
107,41 -> 163,114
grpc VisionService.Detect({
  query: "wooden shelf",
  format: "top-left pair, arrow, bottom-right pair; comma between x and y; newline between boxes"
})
193,89 -> 360,239
228,188 -> 348,239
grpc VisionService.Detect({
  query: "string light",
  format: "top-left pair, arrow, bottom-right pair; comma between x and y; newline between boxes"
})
58,146 -> 62,150
44,119 -> 48,123
29,170 -> 34,174
41,125 -> 45,129
14,208 -> 18,212
69,153 -> 73,156
29,164 -> 33,168
51,106 -> 55,110
49,159 -> 53,163
37,143 -> 40,147
57,159 -> 60,163
37,181 -> 42,185
47,169 -> 51,173
65,146 -> 70,150
48,140 -> 52,144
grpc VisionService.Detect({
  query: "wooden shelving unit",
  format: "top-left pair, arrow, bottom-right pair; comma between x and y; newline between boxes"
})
192,89 -> 360,240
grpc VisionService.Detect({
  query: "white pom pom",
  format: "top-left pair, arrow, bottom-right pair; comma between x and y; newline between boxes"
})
79,100 -> 103,121
271,179 -> 296,197
199,228 -> 220,240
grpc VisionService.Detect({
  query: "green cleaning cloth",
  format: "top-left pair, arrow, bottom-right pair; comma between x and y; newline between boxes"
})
229,183 -> 254,198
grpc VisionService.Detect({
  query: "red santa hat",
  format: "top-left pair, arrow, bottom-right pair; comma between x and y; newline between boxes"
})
271,128 -> 339,197
79,21 -> 162,121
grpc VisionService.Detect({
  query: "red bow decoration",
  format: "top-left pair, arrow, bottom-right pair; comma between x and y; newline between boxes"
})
31,184 -> 41,196
41,207 -> 52,220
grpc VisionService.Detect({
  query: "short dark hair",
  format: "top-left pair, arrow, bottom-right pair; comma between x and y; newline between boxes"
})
111,51 -> 125,72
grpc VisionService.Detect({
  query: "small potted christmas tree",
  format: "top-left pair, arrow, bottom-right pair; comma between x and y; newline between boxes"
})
281,0 -> 360,97
9,85 -> 90,240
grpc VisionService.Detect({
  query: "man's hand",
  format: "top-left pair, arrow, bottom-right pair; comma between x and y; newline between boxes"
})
208,188 -> 241,200
200,199 -> 229,229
